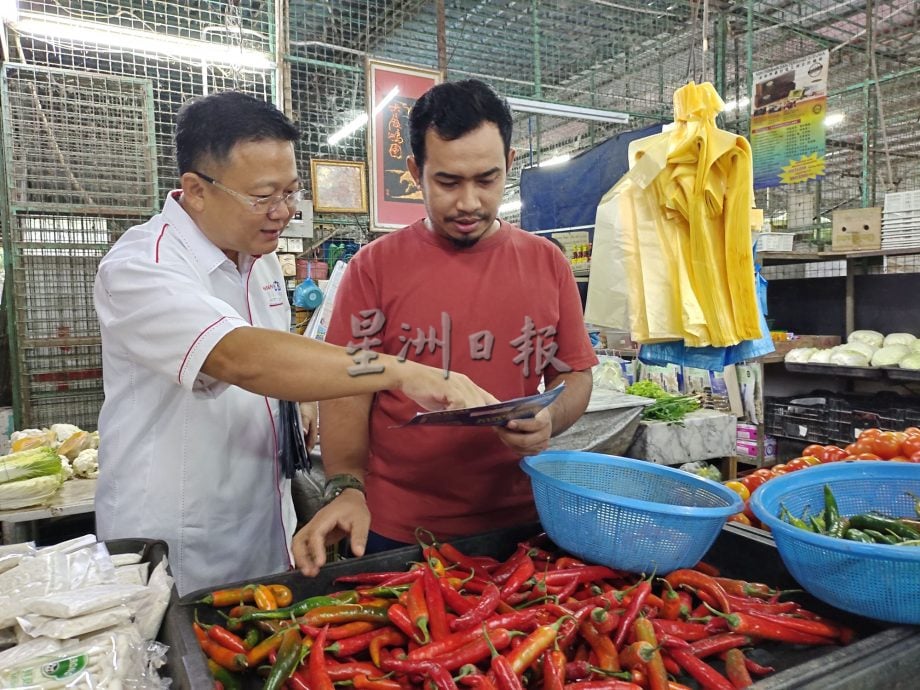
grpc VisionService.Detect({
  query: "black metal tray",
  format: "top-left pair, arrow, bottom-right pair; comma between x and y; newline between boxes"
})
785,362 -> 883,379
161,524 -> 920,690
883,366 -> 920,383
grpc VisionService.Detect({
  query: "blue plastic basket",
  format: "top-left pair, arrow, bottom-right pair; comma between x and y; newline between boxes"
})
751,461 -> 920,624
520,451 -> 743,574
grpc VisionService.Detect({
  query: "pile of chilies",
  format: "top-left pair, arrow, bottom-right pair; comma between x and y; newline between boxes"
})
192,533 -> 854,690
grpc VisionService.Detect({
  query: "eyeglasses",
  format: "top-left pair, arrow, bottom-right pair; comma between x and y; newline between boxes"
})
192,170 -> 307,214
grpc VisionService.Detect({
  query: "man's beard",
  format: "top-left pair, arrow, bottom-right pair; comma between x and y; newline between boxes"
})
447,234 -> 481,249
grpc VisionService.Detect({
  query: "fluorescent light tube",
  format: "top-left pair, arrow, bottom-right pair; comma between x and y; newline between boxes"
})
506,96 -> 629,124
328,86 -> 400,146
10,12 -> 274,69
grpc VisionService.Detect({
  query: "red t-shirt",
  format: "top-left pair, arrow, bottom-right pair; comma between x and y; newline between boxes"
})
325,219 -> 598,542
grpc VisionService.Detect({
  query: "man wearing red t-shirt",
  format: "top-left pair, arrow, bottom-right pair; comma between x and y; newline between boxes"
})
293,80 -> 597,576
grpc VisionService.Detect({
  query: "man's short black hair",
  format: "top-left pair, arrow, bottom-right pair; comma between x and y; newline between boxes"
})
409,79 -> 513,171
175,91 -> 299,174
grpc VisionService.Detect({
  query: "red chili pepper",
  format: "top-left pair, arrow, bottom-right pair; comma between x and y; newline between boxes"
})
439,542 -> 487,575
408,611 -> 538,660
723,648 -> 754,689
193,622 -> 248,672
722,593 -> 799,615
747,611 -> 848,640
538,566 -> 623,586
326,625 -> 402,657
613,579 -> 651,651
556,602 -> 596,652
287,670 -> 311,690
387,603 -> 419,641
687,633 -> 751,659
543,649 -> 567,690
708,607 -> 836,645
309,626 -> 335,690
500,555 -> 536,600
632,617 -> 669,690
366,628 -> 406,667
462,673 -> 499,690
381,658 -> 459,690
579,620 -> 620,673
667,647 -> 734,690
506,616 -> 570,675
301,620 -> 377,640
550,576 -> 581,603
561,681 -> 642,690
661,654 -> 681,677
423,568 -> 451,642
590,607 -> 620,635
325,660 -> 383,681
201,622 -> 247,654
658,580 -> 683,621
407,576 -> 431,643
492,545 -> 530,585
452,583 -> 502,631
665,569 -> 732,614
431,628 -> 512,670
650,619 -> 709,641
440,579 -> 476,615
554,556 -> 587,569
713,576 -> 782,601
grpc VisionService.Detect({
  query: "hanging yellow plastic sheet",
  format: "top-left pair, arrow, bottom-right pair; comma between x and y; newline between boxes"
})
585,81 -> 761,348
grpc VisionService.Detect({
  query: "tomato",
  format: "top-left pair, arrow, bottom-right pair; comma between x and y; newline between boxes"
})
772,463 -> 788,473
845,441 -> 875,456
723,480 -> 751,501
786,458 -> 809,472
801,444 -> 826,462
742,500 -> 759,526
909,451 -> 920,463
752,468 -> 776,481
904,427 -> 920,437
728,513 -> 752,526
870,432 -> 902,460
801,455 -> 822,466
856,452 -> 882,461
890,456 -> 909,462
901,436 -> 920,458
740,473 -> 768,494
823,446 -> 848,462
858,428 -> 882,441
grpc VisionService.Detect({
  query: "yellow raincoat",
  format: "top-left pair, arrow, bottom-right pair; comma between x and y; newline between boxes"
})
586,82 -> 762,348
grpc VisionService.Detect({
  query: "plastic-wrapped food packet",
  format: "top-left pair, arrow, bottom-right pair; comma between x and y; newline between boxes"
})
110,552 -> 143,567
0,627 -> 168,689
17,605 -> 133,639
0,544 -> 116,628
131,560 -> 174,641
114,562 -> 149,586
0,636 -> 63,669
0,626 -> 17,650
0,543 -> 35,575
24,583 -> 148,618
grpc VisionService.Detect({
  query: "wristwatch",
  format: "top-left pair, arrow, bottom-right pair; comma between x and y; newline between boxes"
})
323,474 -> 366,505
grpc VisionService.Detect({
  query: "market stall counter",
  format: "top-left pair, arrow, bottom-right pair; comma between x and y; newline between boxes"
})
160,523 -> 920,690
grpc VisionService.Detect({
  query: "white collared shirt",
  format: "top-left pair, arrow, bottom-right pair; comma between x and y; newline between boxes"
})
94,191 -> 295,596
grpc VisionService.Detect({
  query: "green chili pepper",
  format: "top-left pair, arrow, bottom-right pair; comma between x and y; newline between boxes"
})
237,593 -> 352,622
263,627 -> 302,690
848,514 -> 920,541
823,485 -> 845,538
844,528 -> 875,543
207,660 -> 242,690
243,627 -> 261,650
864,529 -> 900,545
809,510 -> 827,535
780,504 -> 812,531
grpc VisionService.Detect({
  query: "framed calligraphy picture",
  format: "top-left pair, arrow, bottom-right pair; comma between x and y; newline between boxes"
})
310,159 -> 368,214
366,58 -> 442,232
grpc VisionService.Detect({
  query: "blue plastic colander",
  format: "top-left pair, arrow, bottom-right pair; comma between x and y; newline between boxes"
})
751,461 -> 920,624
520,451 -> 743,574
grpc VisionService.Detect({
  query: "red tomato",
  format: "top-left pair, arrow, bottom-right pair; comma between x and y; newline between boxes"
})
772,463 -> 788,473
786,458 -> 809,472
904,427 -> 920,437
890,456 -> 909,462
728,513 -> 752,526
742,500 -> 760,526
909,451 -> 920,463
752,468 -> 776,481
740,473 -> 768,494
871,432 -> 902,460
859,428 -> 882,442
856,452 -> 882,461
802,444 -> 826,461
901,436 -> 920,458
823,446 -> 848,462
845,441 -> 875,456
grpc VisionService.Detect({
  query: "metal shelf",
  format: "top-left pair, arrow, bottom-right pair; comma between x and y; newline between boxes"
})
759,246 -> 920,264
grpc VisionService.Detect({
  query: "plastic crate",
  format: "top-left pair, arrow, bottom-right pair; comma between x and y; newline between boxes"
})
765,395 -> 833,444
829,393 -> 918,444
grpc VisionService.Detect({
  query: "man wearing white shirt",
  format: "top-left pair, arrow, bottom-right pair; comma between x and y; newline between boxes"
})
93,92 -> 495,595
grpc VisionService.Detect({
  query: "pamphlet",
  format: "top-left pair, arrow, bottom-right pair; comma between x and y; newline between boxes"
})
401,383 -> 566,427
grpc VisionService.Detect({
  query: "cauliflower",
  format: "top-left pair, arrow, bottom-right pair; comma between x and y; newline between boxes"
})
58,454 -> 75,481
49,423 -> 82,445
73,448 -> 99,479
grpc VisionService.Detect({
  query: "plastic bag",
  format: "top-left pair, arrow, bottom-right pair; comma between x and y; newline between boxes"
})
278,399 -> 310,479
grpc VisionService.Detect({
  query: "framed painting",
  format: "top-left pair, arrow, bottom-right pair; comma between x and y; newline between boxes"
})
366,58 -> 442,232
310,159 -> 368,214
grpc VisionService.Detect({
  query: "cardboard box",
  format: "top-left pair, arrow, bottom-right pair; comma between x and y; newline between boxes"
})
737,437 -> 777,462
737,422 -> 759,441
832,207 -> 881,252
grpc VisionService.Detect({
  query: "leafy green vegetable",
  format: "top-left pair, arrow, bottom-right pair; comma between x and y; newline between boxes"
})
0,447 -> 62,484
640,394 -> 701,423
626,380 -> 669,399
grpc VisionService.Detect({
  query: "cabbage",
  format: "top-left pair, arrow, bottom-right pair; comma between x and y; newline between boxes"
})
848,330 -> 884,349
784,347 -> 816,363
842,340 -> 876,360
883,332 -> 916,347
808,349 -> 833,364
0,447 -> 62,484
912,341 -> 920,354
871,345 -> 910,367
0,473 -> 63,510
830,349 -> 870,367
900,354 -> 920,370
